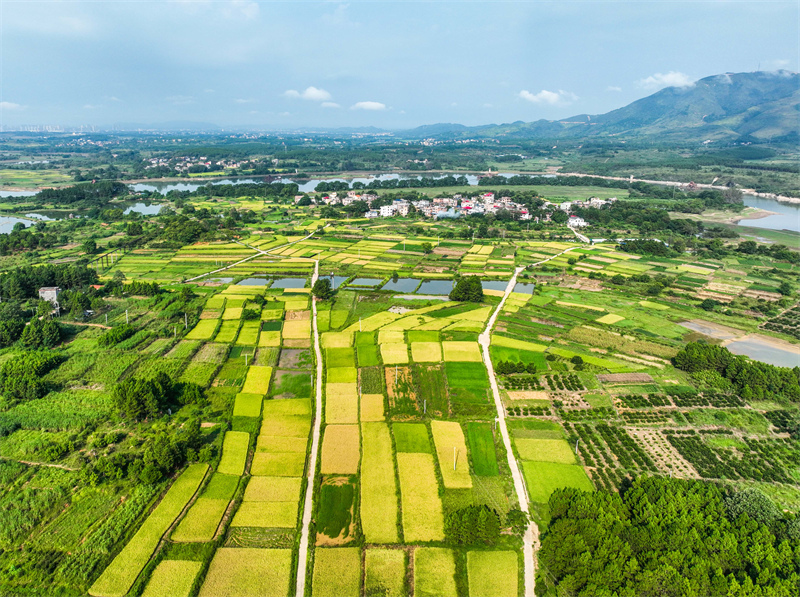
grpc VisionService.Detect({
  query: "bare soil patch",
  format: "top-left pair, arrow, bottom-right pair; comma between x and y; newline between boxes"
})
283,338 -> 311,348
285,310 -> 310,321
596,372 -> 654,384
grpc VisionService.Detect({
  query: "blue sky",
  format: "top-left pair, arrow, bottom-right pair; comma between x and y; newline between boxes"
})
1,1 -> 797,129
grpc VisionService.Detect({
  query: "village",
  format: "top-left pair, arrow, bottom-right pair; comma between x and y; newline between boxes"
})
302,189 -> 617,227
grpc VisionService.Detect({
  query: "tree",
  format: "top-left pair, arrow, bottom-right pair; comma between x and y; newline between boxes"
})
81,239 -> 98,254
777,281 -> 793,296
421,242 -> 433,254
20,318 -> 61,348
449,275 -> 483,302
126,222 -> 143,236
725,488 -> 781,527
312,278 -> 333,300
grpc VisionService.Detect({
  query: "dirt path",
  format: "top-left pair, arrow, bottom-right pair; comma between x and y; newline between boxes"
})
296,259 -> 323,597
478,266 -> 538,597
0,456 -> 77,471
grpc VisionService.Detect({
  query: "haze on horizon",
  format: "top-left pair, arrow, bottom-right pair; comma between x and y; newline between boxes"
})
1,0 -> 798,130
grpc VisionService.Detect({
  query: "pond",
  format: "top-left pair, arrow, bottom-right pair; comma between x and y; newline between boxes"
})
513,282 -> 536,294
482,280 -> 509,291
383,278 -> 421,293
347,278 -> 383,287
0,189 -> 37,198
0,216 -> 34,234
417,280 -> 453,295
325,275 -> 349,289
725,336 -> 800,369
124,202 -> 163,215
271,277 -> 307,289
739,196 -> 800,233
238,277 -> 269,286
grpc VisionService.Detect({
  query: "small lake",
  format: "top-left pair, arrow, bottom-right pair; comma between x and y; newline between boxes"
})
740,196 -> 800,233
417,280 -> 453,295
482,280 -> 509,291
124,202 -> 163,216
347,278 -> 383,287
24,213 -> 56,221
271,277 -> 307,289
513,282 -> 536,294
238,277 -> 269,286
383,278 -> 421,292
725,336 -> 800,368
0,216 -> 34,234
0,190 -> 37,198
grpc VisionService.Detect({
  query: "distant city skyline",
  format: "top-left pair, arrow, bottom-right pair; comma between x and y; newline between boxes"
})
1,1 -> 797,129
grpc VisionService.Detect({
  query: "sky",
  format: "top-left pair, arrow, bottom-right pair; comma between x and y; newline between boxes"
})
1,0 -> 798,130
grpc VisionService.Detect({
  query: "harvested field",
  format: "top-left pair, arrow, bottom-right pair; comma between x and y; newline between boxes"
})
596,373 -> 654,384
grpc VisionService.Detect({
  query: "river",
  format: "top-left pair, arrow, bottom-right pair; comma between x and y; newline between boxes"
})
739,195 -> 800,234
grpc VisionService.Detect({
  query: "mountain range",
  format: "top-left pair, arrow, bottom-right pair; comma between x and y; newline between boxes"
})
402,71 -> 799,143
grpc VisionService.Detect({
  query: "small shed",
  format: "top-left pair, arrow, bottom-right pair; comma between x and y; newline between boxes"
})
38,287 -> 61,305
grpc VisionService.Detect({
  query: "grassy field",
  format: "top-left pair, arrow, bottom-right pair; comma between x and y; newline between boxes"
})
410,342 -> 442,362
393,423 -> 431,453
242,366 -> 273,394
466,422 -> 499,476
316,478 -> 355,541
522,461 -> 593,503
198,548 -> 292,597
172,474 -> 238,542
360,423 -> 399,543
467,551 -> 518,597
233,393 -> 263,418
442,341 -> 483,362
515,438 -> 576,464
89,464 -> 208,597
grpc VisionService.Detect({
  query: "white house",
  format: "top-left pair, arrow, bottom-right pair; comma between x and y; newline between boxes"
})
379,205 -> 396,217
568,215 -> 588,227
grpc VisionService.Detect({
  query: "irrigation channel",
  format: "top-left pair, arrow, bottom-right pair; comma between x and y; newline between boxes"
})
296,259 -> 323,597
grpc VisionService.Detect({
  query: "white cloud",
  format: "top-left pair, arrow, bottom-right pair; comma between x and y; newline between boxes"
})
606,86 -> 622,92
105,96 -> 123,102
284,86 -> 332,102
166,95 -> 195,105
234,98 -> 254,104
83,104 -> 101,109
351,101 -> 386,111
0,102 -> 23,110
226,0 -> 259,19
321,102 -> 341,109
637,71 -> 694,91
518,89 -> 578,105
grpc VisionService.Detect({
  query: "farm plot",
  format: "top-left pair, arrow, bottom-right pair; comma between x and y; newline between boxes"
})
430,421 -> 472,489
442,341 -> 483,362
89,464 -> 208,597
380,343 -> 409,365
270,370 -> 312,399
397,453 -> 444,542
218,431 -> 250,476
236,320 -> 261,345
185,319 -> 219,341
365,549 -> 406,597
172,473 -> 239,542
361,423 -> 399,543
521,461 -> 593,504
515,438 -> 576,464
466,423 -> 499,476
283,320 -> 311,339
215,320 -> 241,343
410,342 -> 442,362
415,548 -> 457,597
141,560 -> 202,597
360,393 -> 385,422
312,547 -> 361,597
231,501 -> 297,528
233,393 -> 263,418
321,425 -> 360,475
325,383 -> 359,424
316,477 -> 356,545
393,423 -> 431,453
467,551 -> 518,597
241,366 -> 273,394
198,548 -> 291,597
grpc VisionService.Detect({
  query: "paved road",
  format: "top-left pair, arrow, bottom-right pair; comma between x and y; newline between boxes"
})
295,259 -> 322,597
479,265 -> 538,597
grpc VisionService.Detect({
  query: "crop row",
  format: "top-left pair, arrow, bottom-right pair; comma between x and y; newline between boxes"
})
616,394 -> 671,409
667,391 -> 744,408
544,374 -> 584,392
506,406 -> 551,417
502,375 -> 545,391
556,406 -> 616,422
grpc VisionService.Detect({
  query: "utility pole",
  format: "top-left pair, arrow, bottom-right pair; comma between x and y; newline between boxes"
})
125,309 -> 129,324
453,446 -> 457,471
184,313 -> 188,329
575,438 -> 580,454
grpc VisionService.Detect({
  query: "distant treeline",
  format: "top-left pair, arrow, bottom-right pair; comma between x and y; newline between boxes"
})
316,175 -> 471,193
35,181 -> 127,205
0,264 -> 99,300
176,181 -> 299,199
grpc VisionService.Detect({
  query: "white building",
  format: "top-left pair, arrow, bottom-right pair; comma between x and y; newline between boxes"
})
379,205 -> 396,217
568,215 -> 588,227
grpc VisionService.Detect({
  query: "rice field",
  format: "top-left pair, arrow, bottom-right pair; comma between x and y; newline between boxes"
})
311,548 -> 361,597
241,366 -> 273,394
218,431 -> 250,476
365,549 -> 406,597
320,425 -> 360,475
430,421 -> 472,489
414,548 -> 457,597
141,560 -> 202,597
198,548 -> 292,597
89,464 -> 208,597
396,453 -> 444,542
360,423 -> 399,543
442,341 -> 483,362
467,551 -> 518,597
